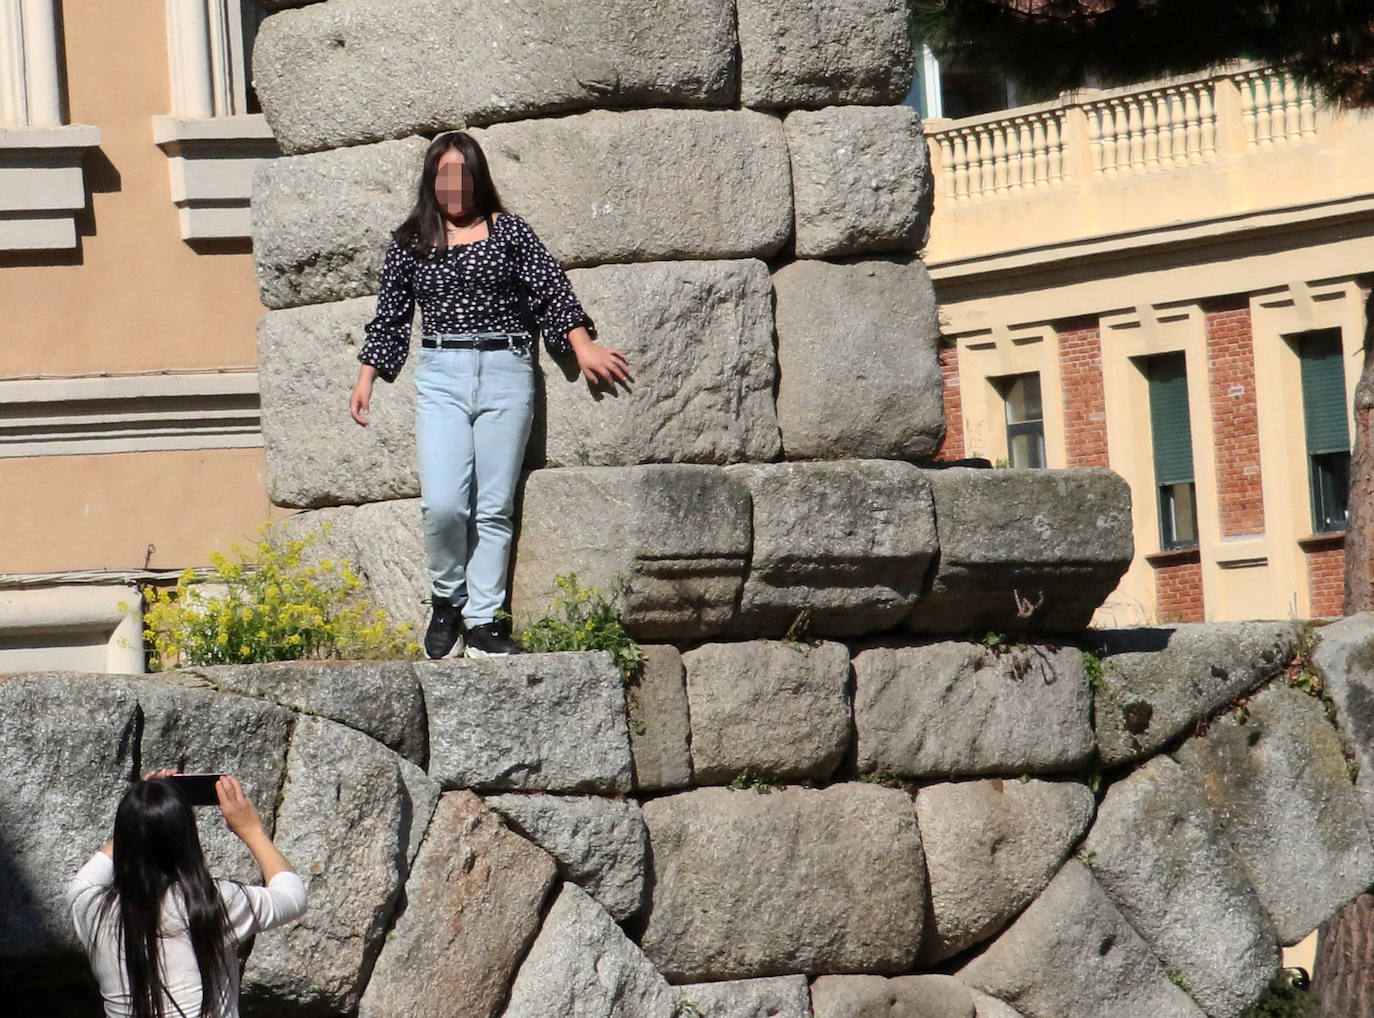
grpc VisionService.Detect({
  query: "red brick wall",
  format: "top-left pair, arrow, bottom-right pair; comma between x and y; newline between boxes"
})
936,345 -> 965,461
1307,541 -> 1347,617
1203,298 -> 1266,536
1057,319 -> 1109,468
1154,553 -> 1205,622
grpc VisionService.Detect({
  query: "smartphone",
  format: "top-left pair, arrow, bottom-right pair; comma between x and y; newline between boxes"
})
166,774 -> 223,807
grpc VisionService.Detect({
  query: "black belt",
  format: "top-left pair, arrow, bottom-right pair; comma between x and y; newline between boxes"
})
421,334 -> 530,350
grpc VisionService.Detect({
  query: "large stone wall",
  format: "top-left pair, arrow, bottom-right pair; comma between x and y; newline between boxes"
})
7,616 -> 1374,1018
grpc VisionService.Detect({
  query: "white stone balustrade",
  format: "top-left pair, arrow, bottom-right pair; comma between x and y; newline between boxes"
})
923,63 -> 1368,274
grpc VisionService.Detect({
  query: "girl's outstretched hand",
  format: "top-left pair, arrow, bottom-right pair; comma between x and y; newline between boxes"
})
216,775 -> 264,839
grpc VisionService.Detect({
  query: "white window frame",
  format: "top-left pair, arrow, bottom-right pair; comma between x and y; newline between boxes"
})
0,0 -> 102,252
154,0 -> 278,243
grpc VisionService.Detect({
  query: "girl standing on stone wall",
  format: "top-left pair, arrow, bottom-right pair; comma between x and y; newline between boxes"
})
350,131 -> 630,659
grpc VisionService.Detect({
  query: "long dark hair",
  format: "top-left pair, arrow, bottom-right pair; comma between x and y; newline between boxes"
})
394,131 -> 506,255
92,779 -> 235,1018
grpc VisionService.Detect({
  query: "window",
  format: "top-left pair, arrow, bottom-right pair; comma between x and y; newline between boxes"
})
1297,329 -> 1351,533
995,372 -> 1046,468
1145,352 -> 1199,550
165,0 -> 266,119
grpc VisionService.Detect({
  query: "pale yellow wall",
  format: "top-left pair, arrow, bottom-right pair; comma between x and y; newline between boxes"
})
952,325 -> 1067,469
0,0 -> 264,376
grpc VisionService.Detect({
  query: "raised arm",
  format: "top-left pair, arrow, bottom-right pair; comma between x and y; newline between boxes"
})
217,774 -> 292,882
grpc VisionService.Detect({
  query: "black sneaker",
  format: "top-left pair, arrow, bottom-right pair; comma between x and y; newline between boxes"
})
464,620 -> 523,658
424,595 -> 464,659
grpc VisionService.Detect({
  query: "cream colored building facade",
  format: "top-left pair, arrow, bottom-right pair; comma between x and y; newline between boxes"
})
0,0 -> 282,672
926,65 -> 1374,627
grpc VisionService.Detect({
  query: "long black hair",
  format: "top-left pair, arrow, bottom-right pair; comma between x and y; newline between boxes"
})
394,130 -> 506,256
92,779 -> 235,1018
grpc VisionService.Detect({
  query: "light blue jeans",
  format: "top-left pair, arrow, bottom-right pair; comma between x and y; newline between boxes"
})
413,334 -> 534,626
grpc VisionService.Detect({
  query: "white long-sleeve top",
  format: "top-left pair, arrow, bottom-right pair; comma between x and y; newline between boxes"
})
66,851 -> 308,1018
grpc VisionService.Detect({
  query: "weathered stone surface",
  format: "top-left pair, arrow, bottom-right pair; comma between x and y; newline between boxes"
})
502,882 -> 677,1018
786,106 -> 932,257
279,499 -> 430,634
967,989 -> 1025,1018
773,260 -> 942,461
725,460 -> 938,636
253,0 -> 738,155
539,259 -> 780,467
1174,684 -> 1374,945
958,860 -> 1206,1018
1313,613 -> 1374,827
907,468 -> 1135,636
916,778 -> 1096,963
675,976 -> 813,1018
511,465 -> 752,640
127,678 -> 293,886
243,716 -> 416,1014
398,756 -> 442,868
737,0 -> 914,108
257,296 -> 419,508
473,110 -> 792,267
0,674 -> 150,956
484,793 -> 647,921
640,784 -> 926,981
681,640 -> 851,782
626,645 -> 693,791
419,653 -> 633,793
359,791 -> 557,1018
811,975 -> 975,1018
251,136 -> 428,309
186,658 -> 426,766
853,642 -> 1095,778
1093,622 -> 1298,767
1082,755 -> 1278,1018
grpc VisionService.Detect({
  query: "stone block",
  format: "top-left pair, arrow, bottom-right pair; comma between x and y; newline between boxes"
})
1082,756 -> 1279,1018
186,659 -> 427,766
853,642 -> 1095,778
736,0 -> 914,108
359,791 -> 557,1018
640,784 -> 926,981
725,460 -> 938,636
1093,622 -> 1298,767
811,975 -> 975,1018
626,645 -> 694,791
1174,684 -> 1374,945
419,653 -> 633,793
539,259 -> 780,467
682,640 -> 852,782
1313,612 -> 1374,828
773,259 -> 942,461
485,793 -> 647,921
958,861 -> 1207,1018
242,716 -> 422,1014
916,778 -> 1096,963
502,882 -> 677,1018
251,136 -> 428,309
257,296 -> 419,509
473,109 -> 792,267
511,465 -> 752,640
675,976 -> 813,1018
253,0 -> 739,154
786,106 -> 932,257
906,468 -> 1134,636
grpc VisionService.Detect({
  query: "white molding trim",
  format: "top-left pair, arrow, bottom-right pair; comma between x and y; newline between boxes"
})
0,123 -> 103,250
0,585 -> 145,674
151,113 -> 279,240
0,369 -> 263,457
0,0 -> 62,127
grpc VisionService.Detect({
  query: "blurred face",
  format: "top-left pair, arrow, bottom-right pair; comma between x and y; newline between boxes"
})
435,148 -> 474,220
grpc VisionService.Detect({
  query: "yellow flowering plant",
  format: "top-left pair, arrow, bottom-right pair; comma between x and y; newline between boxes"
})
140,522 -> 419,670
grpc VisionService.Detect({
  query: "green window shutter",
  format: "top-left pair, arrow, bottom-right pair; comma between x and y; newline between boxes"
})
1148,352 -> 1195,486
1300,330 -> 1350,455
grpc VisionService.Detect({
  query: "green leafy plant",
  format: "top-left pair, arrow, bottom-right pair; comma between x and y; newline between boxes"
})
1082,647 -> 1107,693
133,522 -> 418,670
1240,971 -> 1319,1018
516,572 -> 644,682
727,770 -> 775,794
675,1001 -> 703,1018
